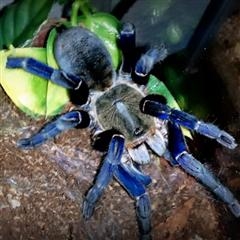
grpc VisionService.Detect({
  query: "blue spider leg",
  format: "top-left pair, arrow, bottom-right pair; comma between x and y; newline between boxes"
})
140,97 -> 237,149
168,122 -> 240,217
136,194 -> 152,240
135,45 -> 168,77
119,22 -> 136,79
6,57 -> 83,89
18,110 -> 90,149
82,134 -> 125,219
121,160 -> 152,187
114,164 -> 152,239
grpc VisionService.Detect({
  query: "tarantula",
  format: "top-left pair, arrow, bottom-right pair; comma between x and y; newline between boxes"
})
6,22 -> 240,239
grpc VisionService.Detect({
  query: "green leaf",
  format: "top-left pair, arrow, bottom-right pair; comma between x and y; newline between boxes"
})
0,0 -> 54,49
0,46 -> 69,118
147,75 -> 180,110
45,28 -> 69,116
0,47 -> 48,117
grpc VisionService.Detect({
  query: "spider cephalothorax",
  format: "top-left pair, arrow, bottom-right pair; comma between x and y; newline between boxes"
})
93,83 -> 155,146
5,22 -> 240,240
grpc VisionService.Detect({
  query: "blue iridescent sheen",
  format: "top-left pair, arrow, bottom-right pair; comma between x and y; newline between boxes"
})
167,122 -> 240,217
17,110 -> 89,148
82,134 -> 152,238
7,57 -> 83,89
141,97 -> 237,149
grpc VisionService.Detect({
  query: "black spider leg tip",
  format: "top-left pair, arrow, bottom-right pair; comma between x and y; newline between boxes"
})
82,134 -> 125,219
135,44 -> 168,78
6,57 -> 83,90
118,22 -> 136,79
140,95 -> 237,149
17,110 -> 90,149
168,122 -> 240,218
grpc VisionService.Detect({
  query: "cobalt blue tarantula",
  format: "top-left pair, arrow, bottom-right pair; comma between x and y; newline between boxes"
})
6,22 -> 240,239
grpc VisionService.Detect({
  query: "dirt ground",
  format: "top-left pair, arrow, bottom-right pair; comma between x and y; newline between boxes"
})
1,10 -> 240,240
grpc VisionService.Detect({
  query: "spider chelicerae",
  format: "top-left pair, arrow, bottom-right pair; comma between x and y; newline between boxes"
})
6,22 -> 240,239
